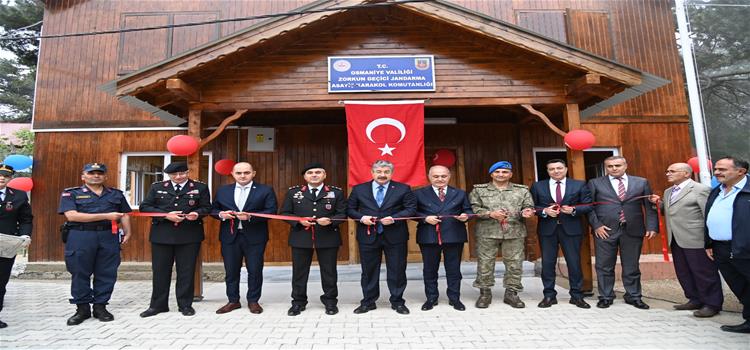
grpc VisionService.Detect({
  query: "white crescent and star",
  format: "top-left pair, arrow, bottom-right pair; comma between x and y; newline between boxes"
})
365,117 -> 406,156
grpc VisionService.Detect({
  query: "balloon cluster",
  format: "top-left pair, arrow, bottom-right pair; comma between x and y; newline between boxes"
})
3,154 -> 34,191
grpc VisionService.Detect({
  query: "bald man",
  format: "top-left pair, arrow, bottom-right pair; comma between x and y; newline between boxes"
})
650,163 -> 722,317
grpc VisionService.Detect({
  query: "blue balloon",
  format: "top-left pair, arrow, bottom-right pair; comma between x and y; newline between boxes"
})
3,154 -> 33,171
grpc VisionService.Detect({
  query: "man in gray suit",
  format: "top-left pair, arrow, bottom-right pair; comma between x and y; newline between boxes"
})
588,156 -> 658,309
649,163 -> 722,317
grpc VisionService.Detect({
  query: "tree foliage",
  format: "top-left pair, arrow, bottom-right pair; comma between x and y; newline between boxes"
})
0,58 -> 34,122
688,0 -> 750,161
0,0 -> 43,67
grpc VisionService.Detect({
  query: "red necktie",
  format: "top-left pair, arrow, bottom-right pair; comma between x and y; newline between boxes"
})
438,187 -> 446,202
555,181 -> 562,204
617,177 -> 626,223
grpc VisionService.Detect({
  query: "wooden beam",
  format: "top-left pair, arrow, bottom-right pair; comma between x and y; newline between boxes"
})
565,73 -> 601,97
199,109 -> 247,148
166,78 -> 199,102
521,104 -> 567,137
187,108 -> 204,301
563,103 -> 594,295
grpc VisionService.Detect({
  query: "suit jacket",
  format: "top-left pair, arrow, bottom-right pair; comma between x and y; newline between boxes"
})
530,178 -> 593,236
587,174 -> 658,237
211,182 -> 278,245
139,179 -> 211,244
280,184 -> 347,248
414,186 -> 473,244
662,180 -> 710,249
347,180 -> 416,245
705,175 -> 750,258
0,188 -> 33,236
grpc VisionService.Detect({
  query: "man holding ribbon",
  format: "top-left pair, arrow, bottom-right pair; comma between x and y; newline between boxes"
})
280,162 -> 347,316
530,159 -> 592,309
58,162 -> 131,326
469,161 -> 535,309
139,162 -> 211,318
212,162 -> 277,315
588,156 -> 657,310
414,165 -> 472,311
347,160 -> 416,315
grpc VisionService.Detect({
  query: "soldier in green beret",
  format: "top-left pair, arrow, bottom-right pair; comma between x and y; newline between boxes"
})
469,161 -> 535,309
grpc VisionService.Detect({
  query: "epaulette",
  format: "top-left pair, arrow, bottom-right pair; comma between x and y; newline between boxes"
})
330,185 -> 342,191
512,183 -> 529,189
473,183 -> 489,188
108,187 -> 124,193
192,179 -> 206,185
63,187 -> 78,191
288,185 -> 302,190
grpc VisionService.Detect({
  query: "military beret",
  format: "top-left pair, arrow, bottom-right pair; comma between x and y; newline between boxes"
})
488,161 -> 512,173
82,162 -> 107,173
0,163 -> 15,176
164,162 -> 188,173
301,162 -> 325,175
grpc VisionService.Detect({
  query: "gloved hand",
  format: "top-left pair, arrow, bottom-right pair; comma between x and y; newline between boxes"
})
19,235 -> 31,248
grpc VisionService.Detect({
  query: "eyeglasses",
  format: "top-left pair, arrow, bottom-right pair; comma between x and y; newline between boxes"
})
665,170 -> 687,175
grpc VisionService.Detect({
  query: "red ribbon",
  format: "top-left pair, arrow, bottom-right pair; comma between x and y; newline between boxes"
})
656,199 -> 670,262
111,220 -> 118,235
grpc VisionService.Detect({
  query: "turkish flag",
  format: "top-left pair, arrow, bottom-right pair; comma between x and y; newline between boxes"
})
345,100 -> 427,187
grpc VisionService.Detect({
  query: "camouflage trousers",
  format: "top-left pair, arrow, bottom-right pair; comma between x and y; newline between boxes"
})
473,236 -> 525,292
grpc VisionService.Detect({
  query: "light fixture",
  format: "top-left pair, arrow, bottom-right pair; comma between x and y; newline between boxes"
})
424,118 -> 457,125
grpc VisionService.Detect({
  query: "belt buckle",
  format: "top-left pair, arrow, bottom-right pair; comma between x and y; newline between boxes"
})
618,221 -> 627,228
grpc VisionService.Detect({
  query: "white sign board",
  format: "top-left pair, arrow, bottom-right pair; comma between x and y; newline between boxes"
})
247,127 -> 275,152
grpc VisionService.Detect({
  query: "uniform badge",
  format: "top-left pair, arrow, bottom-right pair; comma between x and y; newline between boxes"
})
188,199 -> 195,206
325,192 -> 336,199
325,204 -> 332,210
5,202 -> 13,211
293,191 -> 304,200
61,192 -> 71,197
189,182 -> 194,188
163,182 -> 169,187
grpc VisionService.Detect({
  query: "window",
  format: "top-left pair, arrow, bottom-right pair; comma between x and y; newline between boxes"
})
119,152 -> 213,207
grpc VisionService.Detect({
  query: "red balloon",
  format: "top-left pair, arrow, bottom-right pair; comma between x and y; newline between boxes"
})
431,149 -> 456,168
687,157 -> 712,173
8,177 -> 33,191
564,129 -> 596,150
214,159 -> 236,176
166,135 -> 200,156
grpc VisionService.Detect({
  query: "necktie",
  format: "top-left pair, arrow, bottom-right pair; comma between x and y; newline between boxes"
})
175,184 -> 181,193
236,186 -> 248,230
376,185 -> 385,207
311,188 -> 318,198
555,181 -> 562,204
438,187 -> 446,202
616,177 -> 626,223
670,186 -> 680,204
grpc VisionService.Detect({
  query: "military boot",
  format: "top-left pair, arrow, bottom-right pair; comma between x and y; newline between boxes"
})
503,290 -> 525,308
67,304 -> 91,326
93,304 -> 114,322
475,288 -> 492,308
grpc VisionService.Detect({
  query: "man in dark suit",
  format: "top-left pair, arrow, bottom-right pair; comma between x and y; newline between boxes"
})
139,162 -> 211,318
347,159 -> 417,315
705,156 -> 750,333
588,156 -> 658,310
649,162 -> 722,318
280,162 -> 347,316
530,159 -> 592,309
414,165 -> 472,312
211,162 -> 277,315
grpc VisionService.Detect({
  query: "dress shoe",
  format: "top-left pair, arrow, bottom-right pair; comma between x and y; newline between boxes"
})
721,321 -> 750,334
0,320 -> 7,328
216,302 -> 241,314
673,302 -> 701,311
248,302 -> 263,314
693,306 -> 719,318
353,304 -> 376,314
287,304 -> 306,316
625,299 -> 650,310
392,305 -> 410,315
503,290 -> 525,308
139,307 -> 168,318
67,304 -> 91,326
449,300 -> 466,311
537,297 -> 558,308
475,288 -> 492,308
421,300 -> 438,311
569,298 -> 591,309
92,304 -> 114,322
178,306 -> 196,316
325,305 -> 339,315
596,299 -> 612,309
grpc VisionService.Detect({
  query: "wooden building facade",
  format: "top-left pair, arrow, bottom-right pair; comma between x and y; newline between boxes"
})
31,0 -> 690,267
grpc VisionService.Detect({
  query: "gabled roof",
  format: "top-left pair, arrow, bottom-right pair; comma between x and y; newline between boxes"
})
101,0 -> 667,123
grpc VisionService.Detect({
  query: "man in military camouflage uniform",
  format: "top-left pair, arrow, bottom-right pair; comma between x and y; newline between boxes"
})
469,161 -> 535,309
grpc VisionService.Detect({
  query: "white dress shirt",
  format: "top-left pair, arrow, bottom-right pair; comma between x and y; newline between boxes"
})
608,174 -> 629,194
548,178 -> 567,201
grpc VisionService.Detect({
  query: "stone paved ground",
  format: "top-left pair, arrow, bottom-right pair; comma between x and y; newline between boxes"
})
1,264 -> 747,350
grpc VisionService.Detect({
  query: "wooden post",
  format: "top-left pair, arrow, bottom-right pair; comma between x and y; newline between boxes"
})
563,103 -> 594,294
188,108 -> 204,301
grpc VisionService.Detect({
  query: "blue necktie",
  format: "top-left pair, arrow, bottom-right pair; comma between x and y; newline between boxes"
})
376,185 -> 385,207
